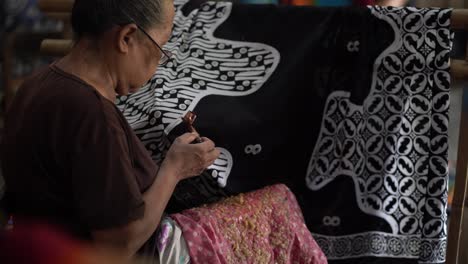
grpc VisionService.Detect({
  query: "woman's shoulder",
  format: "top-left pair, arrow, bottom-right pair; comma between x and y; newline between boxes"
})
17,63 -> 98,101
14,64 -> 113,120
9,63 -> 127,134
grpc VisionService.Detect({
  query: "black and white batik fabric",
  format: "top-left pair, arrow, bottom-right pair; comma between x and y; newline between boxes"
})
307,6 -> 453,264
116,0 -> 280,207
116,2 -> 453,263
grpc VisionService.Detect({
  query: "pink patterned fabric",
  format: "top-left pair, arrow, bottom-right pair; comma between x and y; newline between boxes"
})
170,184 -> 327,264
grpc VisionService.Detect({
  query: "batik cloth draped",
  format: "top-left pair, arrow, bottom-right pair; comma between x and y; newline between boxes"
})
116,1 -> 453,263
170,184 -> 327,264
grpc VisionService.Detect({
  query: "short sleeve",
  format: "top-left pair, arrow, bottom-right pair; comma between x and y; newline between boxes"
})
70,98 -> 145,230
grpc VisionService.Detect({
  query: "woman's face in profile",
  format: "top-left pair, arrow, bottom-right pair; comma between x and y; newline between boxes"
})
120,1 -> 176,95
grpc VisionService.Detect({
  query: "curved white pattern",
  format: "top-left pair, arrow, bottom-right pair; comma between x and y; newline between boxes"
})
306,7 -> 451,263
117,0 -> 279,188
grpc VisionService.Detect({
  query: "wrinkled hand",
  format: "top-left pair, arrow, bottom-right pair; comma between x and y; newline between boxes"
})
164,133 -> 221,181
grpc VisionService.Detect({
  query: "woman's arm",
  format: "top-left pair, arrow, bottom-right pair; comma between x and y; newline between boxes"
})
90,163 -> 179,260
91,133 -> 220,260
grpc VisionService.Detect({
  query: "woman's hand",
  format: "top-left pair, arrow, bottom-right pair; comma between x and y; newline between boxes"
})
163,133 -> 221,181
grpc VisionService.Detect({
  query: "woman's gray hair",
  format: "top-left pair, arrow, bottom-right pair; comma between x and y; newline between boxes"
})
71,0 -> 165,39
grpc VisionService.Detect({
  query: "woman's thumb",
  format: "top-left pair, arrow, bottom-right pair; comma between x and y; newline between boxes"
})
177,132 -> 200,144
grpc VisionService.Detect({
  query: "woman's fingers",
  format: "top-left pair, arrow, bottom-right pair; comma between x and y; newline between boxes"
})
176,132 -> 200,144
198,137 -> 215,151
205,148 -> 221,167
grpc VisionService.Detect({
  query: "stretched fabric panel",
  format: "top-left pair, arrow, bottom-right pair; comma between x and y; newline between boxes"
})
116,1 -> 453,263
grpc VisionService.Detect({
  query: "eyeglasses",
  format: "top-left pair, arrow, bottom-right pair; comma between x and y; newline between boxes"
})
136,25 -> 173,66
121,12 -> 173,66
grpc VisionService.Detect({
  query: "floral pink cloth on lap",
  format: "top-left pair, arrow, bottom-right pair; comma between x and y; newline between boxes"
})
170,184 -> 328,264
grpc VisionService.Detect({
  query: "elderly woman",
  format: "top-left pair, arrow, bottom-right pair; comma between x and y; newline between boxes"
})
1,0 -> 220,262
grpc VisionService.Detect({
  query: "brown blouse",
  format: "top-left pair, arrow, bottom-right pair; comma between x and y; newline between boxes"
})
1,64 -> 157,239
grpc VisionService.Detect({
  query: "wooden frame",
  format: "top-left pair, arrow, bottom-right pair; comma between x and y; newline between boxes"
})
448,89 -> 468,264
446,9 -> 468,264
35,0 -> 468,263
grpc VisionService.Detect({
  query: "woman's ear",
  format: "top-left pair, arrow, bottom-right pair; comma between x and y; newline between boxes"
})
116,24 -> 139,54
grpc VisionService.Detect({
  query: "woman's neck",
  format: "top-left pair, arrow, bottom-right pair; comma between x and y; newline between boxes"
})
56,39 -> 118,102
